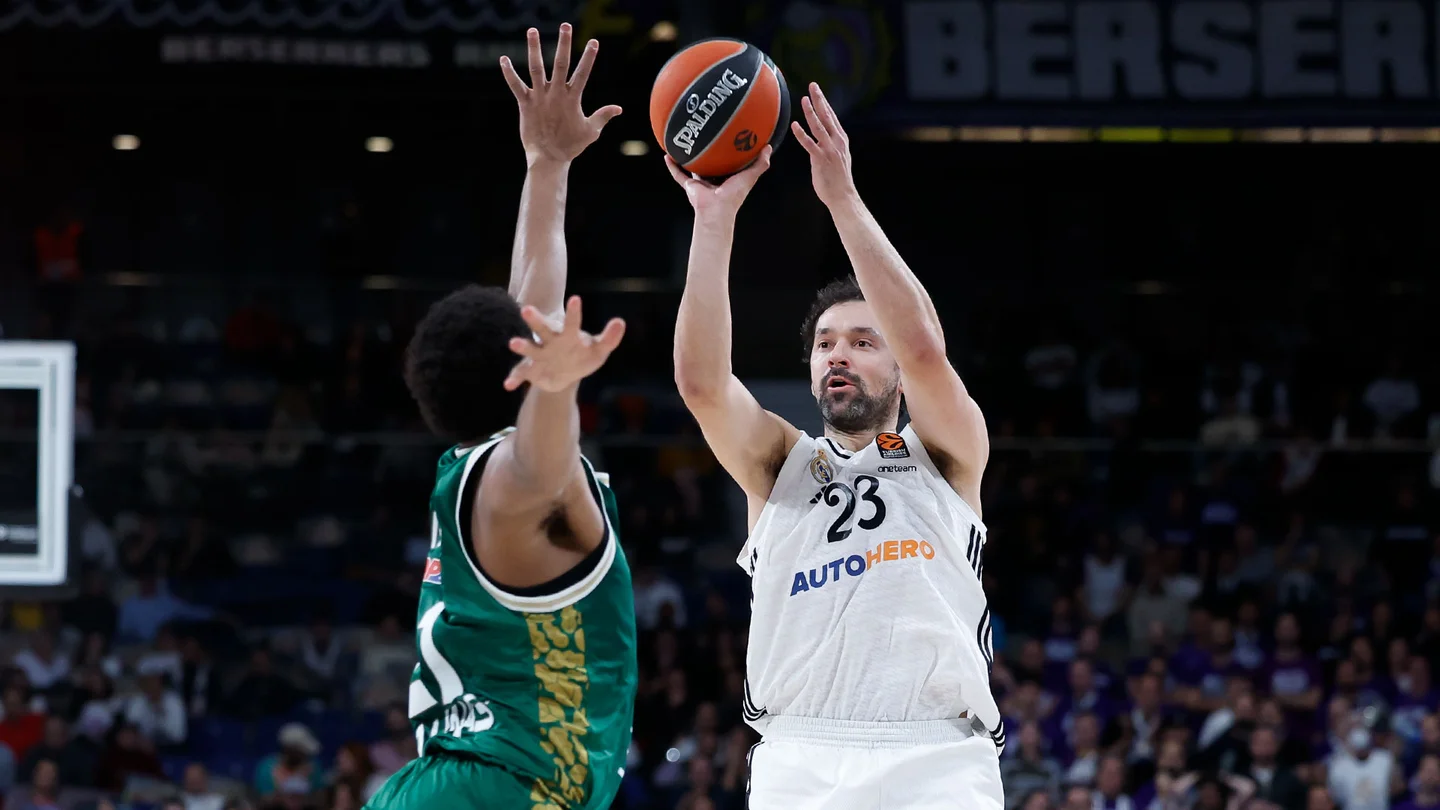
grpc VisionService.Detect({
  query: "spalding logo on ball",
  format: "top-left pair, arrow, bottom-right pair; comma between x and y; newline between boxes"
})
650,38 -> 791,182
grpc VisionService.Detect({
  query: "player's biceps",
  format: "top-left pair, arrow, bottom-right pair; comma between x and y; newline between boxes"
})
695,423 -> 772,495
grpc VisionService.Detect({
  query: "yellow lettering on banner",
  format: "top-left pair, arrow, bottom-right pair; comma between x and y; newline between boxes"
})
529,607 -> 593,810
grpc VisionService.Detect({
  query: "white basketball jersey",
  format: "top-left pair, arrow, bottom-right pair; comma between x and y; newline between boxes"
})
737,424 -> 1005,751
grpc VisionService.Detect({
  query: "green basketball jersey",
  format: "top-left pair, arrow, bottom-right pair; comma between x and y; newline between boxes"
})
409,429 -> 637,810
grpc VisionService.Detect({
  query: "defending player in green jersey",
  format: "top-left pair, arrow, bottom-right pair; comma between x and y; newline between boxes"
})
364,23 -> 636,810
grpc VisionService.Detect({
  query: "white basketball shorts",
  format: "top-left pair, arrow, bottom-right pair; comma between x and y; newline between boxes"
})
745,716 -> 1004,810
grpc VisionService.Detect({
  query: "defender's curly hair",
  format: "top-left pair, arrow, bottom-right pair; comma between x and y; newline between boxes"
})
404,284 -> 532,443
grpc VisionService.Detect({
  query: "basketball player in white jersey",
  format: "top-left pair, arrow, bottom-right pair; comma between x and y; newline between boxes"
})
666,82 -> 1003,810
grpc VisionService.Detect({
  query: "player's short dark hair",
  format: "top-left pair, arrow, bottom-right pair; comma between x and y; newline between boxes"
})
799,275 -> 865,358
404,284 -> 531,443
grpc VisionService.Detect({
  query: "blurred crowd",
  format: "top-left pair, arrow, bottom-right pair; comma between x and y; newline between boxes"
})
0,195 -> 1438,810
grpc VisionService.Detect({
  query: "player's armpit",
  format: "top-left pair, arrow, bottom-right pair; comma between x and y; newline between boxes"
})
900,362 -> 990,506
679,374 -> 800,502
471,442 -> 605,588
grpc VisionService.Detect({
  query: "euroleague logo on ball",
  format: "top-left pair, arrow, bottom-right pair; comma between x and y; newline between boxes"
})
734,130 -> 758,151
685,94 -> 701,114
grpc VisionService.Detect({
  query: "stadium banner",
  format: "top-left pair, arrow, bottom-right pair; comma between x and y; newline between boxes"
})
0,0 -> 669,92
5,0 -> 1440,126
737,0 -> 1440,128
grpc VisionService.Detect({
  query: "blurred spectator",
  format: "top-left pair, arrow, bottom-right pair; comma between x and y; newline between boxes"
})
1398,754 -> 1440,810
11,757 -> 62,810
179,763 -> 224,810
297,612 -> 349,701
1079,533 -> 1129,636
123,669 -> 187,748
116,575 -> 215,643
224,648 -> 300,720
355,617 -> 412,710
253,723 -> 324,799
94,722 -> 164,792
1328,722 -> 1398,810
367,705 -> 416,778
1128,560 -> 1188,653
12,631 -> 70,692
635,565 -> 688,631
179,636 -> 221,719
329,742 -> 386,802
19,716 -> 95,787
136,626 -> 184,686
1002,721 -> 1061,808
1244,725 -> 1307,810
324,780 -> 363,810
1364,357 -> 1422,438
0,686 -> 46,761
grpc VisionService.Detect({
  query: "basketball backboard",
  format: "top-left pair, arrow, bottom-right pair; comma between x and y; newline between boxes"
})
0,341 -> 74,587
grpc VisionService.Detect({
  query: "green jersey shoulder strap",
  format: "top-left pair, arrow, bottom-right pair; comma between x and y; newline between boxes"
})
443,429 -> 619,612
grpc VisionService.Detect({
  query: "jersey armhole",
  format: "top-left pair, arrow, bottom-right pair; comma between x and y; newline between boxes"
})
454,440 -> 618,613
900,424 -> 986,526
736,432 -> 816,575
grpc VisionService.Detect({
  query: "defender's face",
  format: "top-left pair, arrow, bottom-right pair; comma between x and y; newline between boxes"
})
809,301 -> 902,433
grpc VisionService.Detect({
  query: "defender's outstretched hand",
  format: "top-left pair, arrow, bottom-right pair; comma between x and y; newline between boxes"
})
664,146 -> 773,220
791,83 -> 858,208
500,24 -> 622,164
504,296 -> 626,393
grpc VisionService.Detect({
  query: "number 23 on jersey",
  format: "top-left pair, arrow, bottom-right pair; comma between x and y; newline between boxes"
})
810,474 -> 887,543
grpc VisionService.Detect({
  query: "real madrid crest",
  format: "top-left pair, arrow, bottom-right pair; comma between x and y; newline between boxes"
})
809,448 -> 835,485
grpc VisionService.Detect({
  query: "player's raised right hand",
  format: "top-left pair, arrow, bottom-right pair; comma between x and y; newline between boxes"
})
664,145 -> 772,221
504,296 -> 625,393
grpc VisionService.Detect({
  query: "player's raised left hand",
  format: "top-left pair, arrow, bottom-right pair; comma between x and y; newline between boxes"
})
500,24 -> 623,166
504,295 -> 626,393
791,82 -> 858,208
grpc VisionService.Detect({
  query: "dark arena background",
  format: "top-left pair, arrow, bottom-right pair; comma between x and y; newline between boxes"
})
2,0 -> 1439,808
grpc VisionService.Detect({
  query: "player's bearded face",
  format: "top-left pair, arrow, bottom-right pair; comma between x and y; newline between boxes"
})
816,365 -> 901,434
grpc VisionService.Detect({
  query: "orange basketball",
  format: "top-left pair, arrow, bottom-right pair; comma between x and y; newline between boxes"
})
650,38 -> 790,181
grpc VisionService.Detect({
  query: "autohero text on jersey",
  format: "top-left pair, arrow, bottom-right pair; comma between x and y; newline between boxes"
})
790,538 -> 937,597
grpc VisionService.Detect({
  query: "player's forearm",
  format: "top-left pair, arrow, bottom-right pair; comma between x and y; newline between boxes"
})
508,381 -> 584,494
508,158 -> 571,317
827,195 -> 947,363
673,217 -> 737,400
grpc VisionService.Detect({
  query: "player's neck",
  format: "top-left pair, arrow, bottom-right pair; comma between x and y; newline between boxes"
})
822,424 -> 895,453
